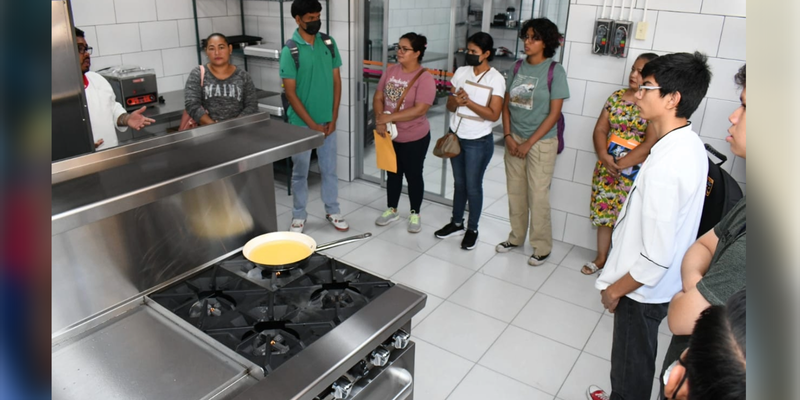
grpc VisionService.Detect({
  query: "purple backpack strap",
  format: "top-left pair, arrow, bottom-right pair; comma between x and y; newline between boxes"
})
547,62 -> 566,154
513,59 -> 523,76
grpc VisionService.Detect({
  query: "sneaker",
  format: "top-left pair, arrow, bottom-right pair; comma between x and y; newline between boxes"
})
461,229 -> 478,250
407,212 -> 422,233
528,252 -> 550,266
586,385 -> 610,400
375,208 -> 400,226
495,241 -> 518,253
290,219 -> 305,233
434,222 -> 465,239
326,214 -> 349,232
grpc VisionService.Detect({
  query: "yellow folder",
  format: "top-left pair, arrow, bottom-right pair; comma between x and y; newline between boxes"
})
373,130 -> 397,173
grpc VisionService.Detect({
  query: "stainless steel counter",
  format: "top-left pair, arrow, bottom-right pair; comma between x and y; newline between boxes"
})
51,249 -> 426,400
52,113 -> 320,235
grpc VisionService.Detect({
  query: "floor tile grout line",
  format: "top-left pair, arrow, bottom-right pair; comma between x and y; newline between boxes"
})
552,311 -> 609,398
473,323 -> 563,398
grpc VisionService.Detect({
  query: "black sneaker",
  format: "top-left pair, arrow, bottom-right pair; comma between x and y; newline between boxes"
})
528,253 -> 550,266
461,229 -> 478,250
434,222 -> 466,239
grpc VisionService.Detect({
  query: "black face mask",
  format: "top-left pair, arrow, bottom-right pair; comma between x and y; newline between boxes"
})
465,53 -> 482,66
303,20 -> 322,35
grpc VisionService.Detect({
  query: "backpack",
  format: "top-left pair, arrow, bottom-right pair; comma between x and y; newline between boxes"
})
280,33 -> 336,122
513,59 -> 566,154
697,143 -> 744,238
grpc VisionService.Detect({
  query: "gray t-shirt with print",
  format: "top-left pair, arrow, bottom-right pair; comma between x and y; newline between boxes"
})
184,65 -> 258,123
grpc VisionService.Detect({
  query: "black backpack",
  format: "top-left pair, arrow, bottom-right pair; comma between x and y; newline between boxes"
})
697,143 -> 744,238
280,33 -> 335,122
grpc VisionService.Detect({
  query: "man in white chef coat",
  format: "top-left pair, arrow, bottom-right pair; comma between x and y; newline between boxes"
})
75,28 -> 154,150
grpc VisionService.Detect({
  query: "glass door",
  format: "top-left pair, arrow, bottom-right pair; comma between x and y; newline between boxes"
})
356,0 -> 455,203
358,0 -> 386,185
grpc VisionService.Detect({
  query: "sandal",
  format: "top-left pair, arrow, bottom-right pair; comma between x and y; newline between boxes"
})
581,262 -> 603,275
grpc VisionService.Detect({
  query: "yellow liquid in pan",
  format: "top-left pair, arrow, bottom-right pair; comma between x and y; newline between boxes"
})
248,240 -> 312,265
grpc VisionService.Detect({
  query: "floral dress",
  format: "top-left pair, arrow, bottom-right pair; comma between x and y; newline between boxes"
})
590,89 -> 648,227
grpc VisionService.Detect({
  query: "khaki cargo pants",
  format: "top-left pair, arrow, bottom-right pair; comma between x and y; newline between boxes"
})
504,134 -> 558,255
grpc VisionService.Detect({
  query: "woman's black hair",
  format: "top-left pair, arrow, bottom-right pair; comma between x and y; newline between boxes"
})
636,52 -> 659,63
467,32 -> 495,62
684,289 -> 746,400
519,18 -> 562,58
735,64 -> 746,89
400,32 -> 427,62
291,0 -> 322,18
205,33 -> 229,47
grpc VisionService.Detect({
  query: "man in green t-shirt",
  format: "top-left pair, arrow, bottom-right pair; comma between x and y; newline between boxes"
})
280,0 -> 347,233
660,64 -> 747,393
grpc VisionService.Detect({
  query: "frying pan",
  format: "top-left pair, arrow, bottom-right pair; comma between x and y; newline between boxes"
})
242,232 -> 372,272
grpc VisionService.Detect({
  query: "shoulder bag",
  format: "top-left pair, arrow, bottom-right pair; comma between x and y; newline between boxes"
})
433,68 -> 489,158
179,65 -> 206,131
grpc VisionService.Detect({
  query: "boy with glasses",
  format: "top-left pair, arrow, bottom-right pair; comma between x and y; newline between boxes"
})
587,52 -> 712,400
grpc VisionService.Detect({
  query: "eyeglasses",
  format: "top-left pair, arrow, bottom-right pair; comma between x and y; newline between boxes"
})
663,357 -> 688,400
77,45 -> 93,55
638,85 -> 661,94
396,46 -> 415,53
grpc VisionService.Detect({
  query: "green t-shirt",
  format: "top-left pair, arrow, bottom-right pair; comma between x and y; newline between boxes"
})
506,58 -> 569,140
279,29 -> 342,127
697,196 -> 747,305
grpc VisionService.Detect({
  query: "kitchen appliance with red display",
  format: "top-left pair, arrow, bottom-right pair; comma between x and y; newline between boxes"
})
97,65 -> 159,111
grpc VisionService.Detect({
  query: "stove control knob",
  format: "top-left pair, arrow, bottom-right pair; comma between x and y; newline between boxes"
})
331,377 -> 353,399
391,330 -> 410,349
369,347 -> 391,367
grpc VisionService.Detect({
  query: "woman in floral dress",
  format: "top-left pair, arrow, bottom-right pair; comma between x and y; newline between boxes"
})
582,53 -> 659,275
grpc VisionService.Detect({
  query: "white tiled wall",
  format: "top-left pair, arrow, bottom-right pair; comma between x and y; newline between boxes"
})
557,0 -> 746,249
72,0 -> 244,97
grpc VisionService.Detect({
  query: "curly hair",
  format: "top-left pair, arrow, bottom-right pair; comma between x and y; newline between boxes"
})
734,64 -> 746,89
519,18 -> 562,58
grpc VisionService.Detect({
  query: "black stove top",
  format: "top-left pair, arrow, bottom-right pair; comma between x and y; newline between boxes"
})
149,253 -> 393,375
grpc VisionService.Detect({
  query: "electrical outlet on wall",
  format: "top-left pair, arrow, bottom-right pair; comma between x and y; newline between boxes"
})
635,21 -> 649,40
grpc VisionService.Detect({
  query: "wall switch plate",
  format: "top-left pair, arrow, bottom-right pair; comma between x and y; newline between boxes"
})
635,21 -> 649,40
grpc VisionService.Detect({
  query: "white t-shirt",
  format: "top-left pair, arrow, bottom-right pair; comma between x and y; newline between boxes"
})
84,71 -> 127,150
595,124 -> 708,304
448,66 -> 505,140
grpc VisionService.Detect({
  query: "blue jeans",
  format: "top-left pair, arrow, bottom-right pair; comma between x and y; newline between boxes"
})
610,296 -> 669,400
291,131 -> 340,219
450,133 -> 494,231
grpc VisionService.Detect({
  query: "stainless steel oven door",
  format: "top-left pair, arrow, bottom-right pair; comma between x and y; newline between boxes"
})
327,341 -> 417,400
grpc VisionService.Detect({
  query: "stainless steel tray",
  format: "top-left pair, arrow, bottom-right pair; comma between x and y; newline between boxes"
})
52,300 -> 256,400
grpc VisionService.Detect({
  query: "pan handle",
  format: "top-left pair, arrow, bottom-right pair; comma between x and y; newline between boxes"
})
315,233 -> 373,252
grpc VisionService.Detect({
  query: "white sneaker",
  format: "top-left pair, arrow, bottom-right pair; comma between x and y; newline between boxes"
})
290,219 -> 305,233
326,213 -> 349,232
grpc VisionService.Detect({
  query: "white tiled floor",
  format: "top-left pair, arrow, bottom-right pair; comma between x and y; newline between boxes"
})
273,179 -> 670,400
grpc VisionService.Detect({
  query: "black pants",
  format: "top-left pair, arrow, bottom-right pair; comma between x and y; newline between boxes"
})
387,133 -> 430,213
610,296 -> 669,400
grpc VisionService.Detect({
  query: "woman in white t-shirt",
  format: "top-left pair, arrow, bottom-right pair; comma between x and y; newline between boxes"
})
433,32 -> 506,250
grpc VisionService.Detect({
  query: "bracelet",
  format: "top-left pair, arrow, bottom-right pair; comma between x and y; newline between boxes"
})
503,134 -> 511,138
